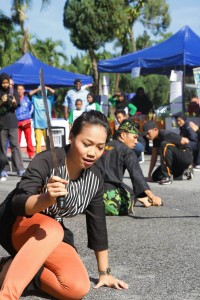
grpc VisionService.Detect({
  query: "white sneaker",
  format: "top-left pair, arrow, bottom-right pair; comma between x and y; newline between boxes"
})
0,176 -> 7,182
182,165 -> 194,180
193,165 -> 200,171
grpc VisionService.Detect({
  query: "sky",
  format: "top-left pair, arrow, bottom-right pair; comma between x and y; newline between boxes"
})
1,0 -> 200,60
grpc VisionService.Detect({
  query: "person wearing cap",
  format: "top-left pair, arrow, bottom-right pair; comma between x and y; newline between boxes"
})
142,120 -> 194,185
95,119 -> 162,216
63,79 -> 89,121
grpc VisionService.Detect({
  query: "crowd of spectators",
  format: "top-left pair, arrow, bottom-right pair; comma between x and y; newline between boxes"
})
1,73 -> 200,196
1,72 -> 200,298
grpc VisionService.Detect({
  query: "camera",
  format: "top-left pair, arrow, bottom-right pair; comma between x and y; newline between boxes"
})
7,94 -> 14,106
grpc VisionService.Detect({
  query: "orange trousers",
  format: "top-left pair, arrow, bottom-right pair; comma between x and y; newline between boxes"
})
0,213 -> 90,300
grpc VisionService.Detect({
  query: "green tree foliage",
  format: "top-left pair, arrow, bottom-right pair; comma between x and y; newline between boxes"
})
63,0 -> 127,50
67,51 -> 113,75
118,74 -> 170,108
0,2 -> 68,69
0,30 -> 28,68
11,0 -> 51,53
63,0 -> 128,87
110,0 -> 171,93
115,0 -> 170,55
117,0 -> 145,54
0,11 -> 14,67
136,30 -> 152,50
34,38 -> 67,67
139,0 -> 171,36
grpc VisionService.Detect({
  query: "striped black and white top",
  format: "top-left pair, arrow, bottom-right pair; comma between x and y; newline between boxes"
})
7,145 -> 108,251
44,166 -> 101,219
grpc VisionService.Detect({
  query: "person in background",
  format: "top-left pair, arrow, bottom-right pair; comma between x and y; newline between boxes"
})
0,73 -> 25,181
188,96 -> 200,116
95,119 -> 162,216
0,111 -> 128,299
174,113 -> 198,164
16,85 -> 35,159
0,119 -> 7,176
109,92 -> 137,117
189,121 -> 200,170
63,78 -> 89,120
114,109 -> 146,162
29,85 -> 55,154
85,93 -> 102,112
142,120 -> 194,185
130,87 -> 153,115
114,109 -> 127,131
68,98 -> 84,129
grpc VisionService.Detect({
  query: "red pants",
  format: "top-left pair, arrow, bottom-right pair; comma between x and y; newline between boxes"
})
18,123 -> 35,158
0,214 -> 90,300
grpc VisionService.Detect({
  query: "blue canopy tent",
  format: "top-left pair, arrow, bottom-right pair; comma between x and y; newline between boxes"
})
98,26 -> 200,75
98,26 -> 200,112
0,52 -> 92,88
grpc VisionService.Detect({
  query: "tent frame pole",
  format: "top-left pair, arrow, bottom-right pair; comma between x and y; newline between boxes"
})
182,65 -> 186,113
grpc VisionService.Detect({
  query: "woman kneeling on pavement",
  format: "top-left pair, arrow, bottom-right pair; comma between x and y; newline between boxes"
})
0,111 -> 128,300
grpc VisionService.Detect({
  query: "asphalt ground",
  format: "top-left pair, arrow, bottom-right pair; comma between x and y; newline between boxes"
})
0,151 -> 200,300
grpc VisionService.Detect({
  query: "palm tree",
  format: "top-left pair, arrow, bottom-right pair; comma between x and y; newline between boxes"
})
33,38 -> 68,67
0,10 -> 14,67
10,0 -> 51,53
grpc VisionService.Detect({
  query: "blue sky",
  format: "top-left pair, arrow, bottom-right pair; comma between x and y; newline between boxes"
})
1,0 -> 200,60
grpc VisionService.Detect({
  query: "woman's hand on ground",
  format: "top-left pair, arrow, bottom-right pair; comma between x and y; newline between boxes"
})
151,195 -> 163,206
94,274 -> 128,290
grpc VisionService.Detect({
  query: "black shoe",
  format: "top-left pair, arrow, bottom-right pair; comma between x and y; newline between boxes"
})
159,176 -> 173,185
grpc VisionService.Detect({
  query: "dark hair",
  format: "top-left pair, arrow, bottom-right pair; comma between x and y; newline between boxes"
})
173,112 -> 186,121
75,98 -> 82,104
17,84 -> 25,89
74,78 -> 81,85
119,92 -> 126,99
0,73 -> 10,84
136,87 -> 144,93
87,93 -> 94,98
87,93 -> 94,101
71,110 -> 110,141
114,109 -> 127,117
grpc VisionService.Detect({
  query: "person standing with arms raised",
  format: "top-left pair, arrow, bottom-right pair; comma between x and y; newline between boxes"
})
29,85 -> 55,154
